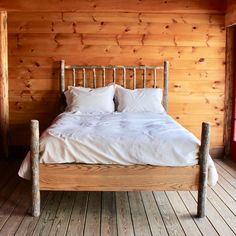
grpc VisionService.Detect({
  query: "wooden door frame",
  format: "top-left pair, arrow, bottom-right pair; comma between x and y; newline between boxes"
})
0,11 -> 8,158
224,26 -> 235,159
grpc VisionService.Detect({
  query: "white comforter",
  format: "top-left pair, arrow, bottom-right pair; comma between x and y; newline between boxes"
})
18,112 -> 218,186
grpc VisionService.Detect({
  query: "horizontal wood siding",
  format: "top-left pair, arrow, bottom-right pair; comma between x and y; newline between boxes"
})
8,11 -> 226,153
226,0 -> 236,26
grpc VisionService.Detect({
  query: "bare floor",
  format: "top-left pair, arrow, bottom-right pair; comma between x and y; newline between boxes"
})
0,159 -> 235,236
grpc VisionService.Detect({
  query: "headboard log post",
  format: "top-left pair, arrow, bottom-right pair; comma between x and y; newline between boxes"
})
163,61 -> 169,112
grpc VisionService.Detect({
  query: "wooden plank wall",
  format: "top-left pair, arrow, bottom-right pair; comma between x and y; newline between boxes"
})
7,11 -> 226,155
226,0 -> 236,26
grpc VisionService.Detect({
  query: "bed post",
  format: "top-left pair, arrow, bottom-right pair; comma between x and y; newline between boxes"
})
60,60 -> 65,94
197,122 -> 210,218
31,120 -> 40,217
163,61 -> 169,112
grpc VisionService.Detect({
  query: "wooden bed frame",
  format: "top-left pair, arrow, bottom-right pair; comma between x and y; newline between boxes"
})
30,60 -> 210,218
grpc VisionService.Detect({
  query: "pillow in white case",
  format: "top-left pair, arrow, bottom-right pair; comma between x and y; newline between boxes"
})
115,85 -> 165,113
64,84 -> 115,113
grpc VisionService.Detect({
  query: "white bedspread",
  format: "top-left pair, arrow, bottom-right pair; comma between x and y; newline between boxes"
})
18,112 -> 218,186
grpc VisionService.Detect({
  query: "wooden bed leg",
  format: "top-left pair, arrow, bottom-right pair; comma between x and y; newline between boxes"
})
30,120 -> 40,217
197,122 -> 210,218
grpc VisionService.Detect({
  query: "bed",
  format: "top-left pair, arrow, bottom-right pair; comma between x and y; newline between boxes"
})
18,60 -> 217,218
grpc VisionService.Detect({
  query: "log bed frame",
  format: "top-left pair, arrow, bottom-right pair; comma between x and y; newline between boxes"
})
30,60 -> 210,218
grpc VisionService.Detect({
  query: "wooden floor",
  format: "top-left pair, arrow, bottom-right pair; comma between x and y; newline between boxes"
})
0,159 -> 236,236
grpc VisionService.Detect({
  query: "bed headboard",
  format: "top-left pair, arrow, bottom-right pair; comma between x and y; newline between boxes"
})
60,60 -> 169,111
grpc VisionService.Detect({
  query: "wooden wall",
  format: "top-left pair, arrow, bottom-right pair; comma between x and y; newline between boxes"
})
7,11 -> 226,155
226,0 -> 236,26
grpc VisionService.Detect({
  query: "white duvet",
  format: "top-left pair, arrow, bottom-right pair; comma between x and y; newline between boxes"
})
18,112 -> 218,186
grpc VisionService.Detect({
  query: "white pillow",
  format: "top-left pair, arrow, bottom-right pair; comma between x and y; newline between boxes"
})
64,85 -> 115,113
115,85 -> 165,113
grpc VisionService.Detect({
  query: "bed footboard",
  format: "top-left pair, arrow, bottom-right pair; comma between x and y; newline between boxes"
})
30,120 -> 211,218
197,122 -> 211,218
30,120 -> 40,217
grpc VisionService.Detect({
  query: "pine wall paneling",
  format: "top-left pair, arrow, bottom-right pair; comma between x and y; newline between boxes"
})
226,0 -> 236,26
8,11 -> 226,156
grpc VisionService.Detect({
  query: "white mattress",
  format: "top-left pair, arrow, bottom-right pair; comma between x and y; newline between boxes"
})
18,112 -> 218,186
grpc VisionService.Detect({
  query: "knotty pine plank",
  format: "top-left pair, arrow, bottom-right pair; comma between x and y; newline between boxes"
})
128,192 -> 152,236
101,192 -> 117,236
8,21 -> 225,36
0,0 -> 226,13
8,33 -> 226,48
141,192 -> 168,236
8,12 -> 225,25
153,191 -> 185,236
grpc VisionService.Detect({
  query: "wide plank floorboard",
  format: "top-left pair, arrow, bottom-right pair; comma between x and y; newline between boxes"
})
0,159 -> 235,236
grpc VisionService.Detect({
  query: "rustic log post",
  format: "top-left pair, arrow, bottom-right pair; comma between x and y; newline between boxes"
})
197,122 -> 210,218
163,61 -> 169,112
0,11 -> 8,159
31,120 -> 40,217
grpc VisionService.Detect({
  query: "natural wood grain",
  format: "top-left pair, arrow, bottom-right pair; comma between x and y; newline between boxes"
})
166,191 -> 202,236
153,191 -> 185,236
101,192 -> 117,236
1,159 -> 236,236
197,122 -> 210,218
66,192 -> 88,236
224,27 -> 234,159
191,190 -> 235,236
84,192 -> 101,236
226,0 -> 236,26
48,192 -> 76,236
0,0 -> 226,13
128,192 -> 152,236
15,192 -> 49,236
32,192 -> 63,236
31,120 -> 40,217
178,191 -> 218,236
0,11 -> 8,158
116,192 -> 134,236
39,164 -> 200,191
141,192 -> 168,236
207,187 -> 236,233
7,10 -> 226,149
